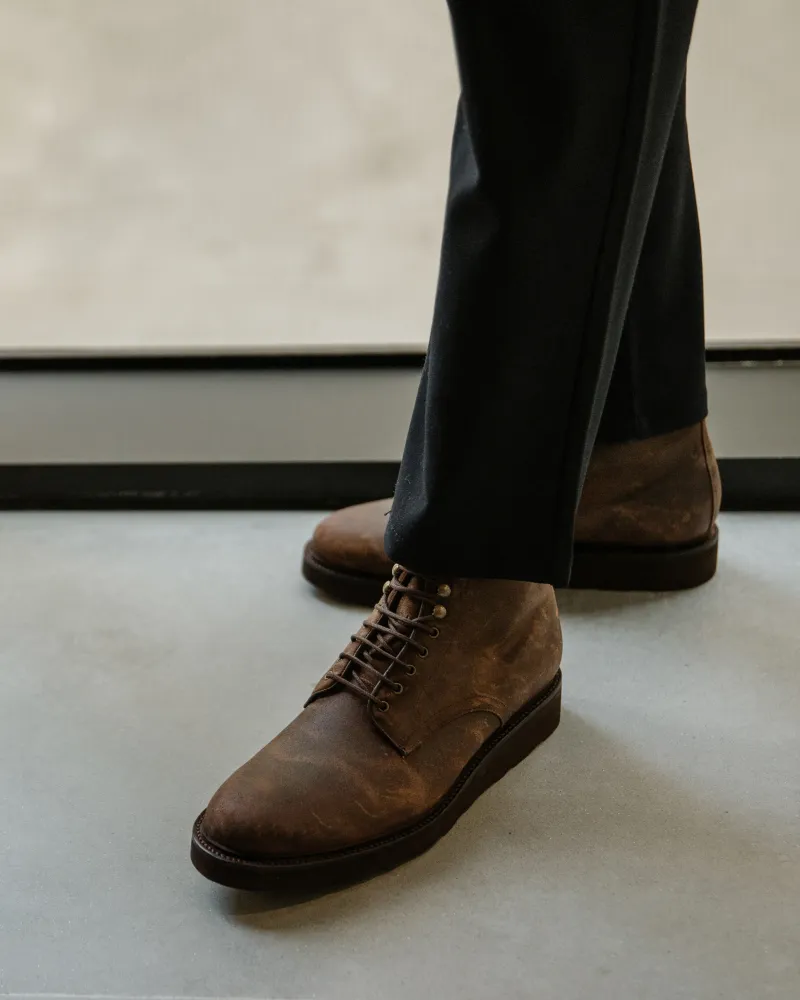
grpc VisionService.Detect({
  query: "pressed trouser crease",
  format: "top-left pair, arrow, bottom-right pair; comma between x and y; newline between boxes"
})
386,0 -> 705,585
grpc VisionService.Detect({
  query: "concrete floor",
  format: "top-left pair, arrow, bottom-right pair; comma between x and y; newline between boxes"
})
1,511 -> 798,999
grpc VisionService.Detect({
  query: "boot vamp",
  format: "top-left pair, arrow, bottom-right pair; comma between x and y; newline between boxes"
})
200,693 -> 499,858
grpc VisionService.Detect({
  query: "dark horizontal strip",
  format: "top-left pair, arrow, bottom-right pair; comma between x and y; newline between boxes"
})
716,458 -> 800,511
0,344 -> 798,372
706,346 -> 800,365
0,458 -> 796,512
0,352 -> 427,373
0,462 -> 401,511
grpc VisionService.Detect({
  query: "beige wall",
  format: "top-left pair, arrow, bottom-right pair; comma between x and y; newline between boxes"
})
689,0 -> 799,346
0,0 -> 797,354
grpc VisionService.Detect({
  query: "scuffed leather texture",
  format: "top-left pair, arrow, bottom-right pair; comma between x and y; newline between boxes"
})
310,499 -> 393,575
574,421 -> 720,546
201,580 -> 561,859
201,696 -> 499,858
372,580 -> 562,754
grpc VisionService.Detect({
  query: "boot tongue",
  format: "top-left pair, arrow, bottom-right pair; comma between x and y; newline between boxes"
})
393,570 -> 427,621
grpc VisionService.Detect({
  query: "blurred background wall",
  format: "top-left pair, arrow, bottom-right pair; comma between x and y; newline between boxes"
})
0,0 -> 797,355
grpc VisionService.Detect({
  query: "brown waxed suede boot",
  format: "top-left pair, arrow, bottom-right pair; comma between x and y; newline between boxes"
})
191,568 -> 562,892
302,421 -> 722,602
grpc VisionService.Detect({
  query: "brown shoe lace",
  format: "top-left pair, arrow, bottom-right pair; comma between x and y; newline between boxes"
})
325,565 -> 452,712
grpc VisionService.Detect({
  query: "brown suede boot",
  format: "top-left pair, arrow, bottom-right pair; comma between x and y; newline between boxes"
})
303,421 -> 721,601
191,568 -> 562,892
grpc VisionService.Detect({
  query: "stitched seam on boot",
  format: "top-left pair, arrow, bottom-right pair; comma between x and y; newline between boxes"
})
394,699 -> 507,756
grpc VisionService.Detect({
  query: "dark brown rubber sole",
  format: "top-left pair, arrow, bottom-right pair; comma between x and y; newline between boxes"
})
302,529 -> 719,605
191,670 -> 562,893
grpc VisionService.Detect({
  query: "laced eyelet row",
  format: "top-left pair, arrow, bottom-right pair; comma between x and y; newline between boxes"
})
393,604 -> 443,686
328,569 -> 452,714
390,582 -> 448,695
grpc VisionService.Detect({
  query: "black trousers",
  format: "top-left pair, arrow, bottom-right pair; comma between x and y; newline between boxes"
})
386,0 -> 707,586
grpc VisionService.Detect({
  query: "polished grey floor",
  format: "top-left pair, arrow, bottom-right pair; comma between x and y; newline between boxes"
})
1,511 -> 798,1000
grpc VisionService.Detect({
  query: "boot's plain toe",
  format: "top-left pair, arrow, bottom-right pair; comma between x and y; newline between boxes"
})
200,772 -> 302,860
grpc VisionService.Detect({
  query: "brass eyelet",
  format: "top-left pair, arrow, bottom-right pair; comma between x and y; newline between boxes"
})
433,605 -> 447,619
429,627 -> 440,639
437,583 -> 452,598
382,580 -> 392,594
393,682 -> 404,694
405,665 -> 417,676
392,563 -> 401,575
418,646 -> 429,659
378,700 -> 390,713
